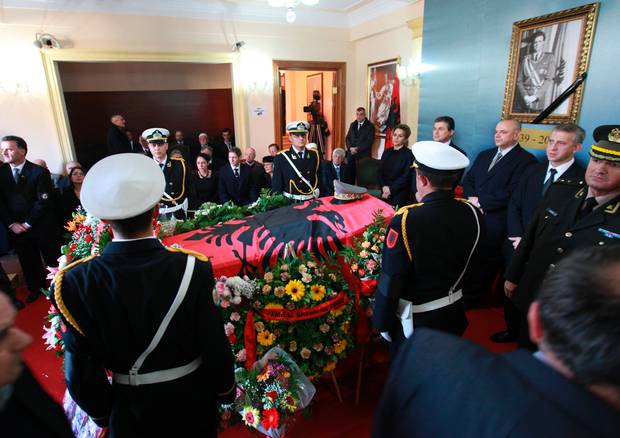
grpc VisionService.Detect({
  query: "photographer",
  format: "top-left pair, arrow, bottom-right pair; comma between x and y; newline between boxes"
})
304,90 -> 330,159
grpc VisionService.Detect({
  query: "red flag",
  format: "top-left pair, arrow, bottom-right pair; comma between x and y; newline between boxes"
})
383,71 -> 401,150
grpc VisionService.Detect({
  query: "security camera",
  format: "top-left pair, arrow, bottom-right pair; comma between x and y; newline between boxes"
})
233,41 -> 246,51
33,33 -> 62,49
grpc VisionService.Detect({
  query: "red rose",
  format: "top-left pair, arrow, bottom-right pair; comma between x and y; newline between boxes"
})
261,408 -> 280,430
266,390 -> 277,401
228,334 -> 237,344
84,234 -> 93,243
69,243 -> 77,252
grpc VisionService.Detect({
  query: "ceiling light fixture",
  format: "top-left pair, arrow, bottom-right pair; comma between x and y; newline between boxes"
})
268,0 -> 320,24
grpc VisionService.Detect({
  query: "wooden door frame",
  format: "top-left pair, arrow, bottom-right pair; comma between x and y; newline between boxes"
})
273,60 -> 346,155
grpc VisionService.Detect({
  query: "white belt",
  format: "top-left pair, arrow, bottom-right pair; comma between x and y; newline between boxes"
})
113,357 -> 203,386
284,192 -> 314,201
160,197 -> 188,214
396,289 -> 463,339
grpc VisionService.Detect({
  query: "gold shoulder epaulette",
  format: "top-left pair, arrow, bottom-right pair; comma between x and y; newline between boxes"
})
165,246 -> 209,262
395,202 -> 424,216
53,255 -> 96,336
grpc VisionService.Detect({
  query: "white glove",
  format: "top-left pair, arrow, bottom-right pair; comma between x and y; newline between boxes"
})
380,332 -> 392,342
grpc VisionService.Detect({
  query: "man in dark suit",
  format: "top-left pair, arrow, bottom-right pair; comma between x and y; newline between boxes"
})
272,121 -> 321,201
125,130 -> 143,154
106,114 -> 131,156
373,141 -> 482,352
374,245 -> 620,438
0,293 -> 74,437
169,130 -> 192,164
144,128 -> 192,220
244,147 -> 267,193
52,153 -> 236,437
321,148 -> 355,196
462,120 -> 537,307
219,147 -> 257,205
0,136 -> 59,303
213,128 -> 235,163
492,123 -> 586,343
433,115 -> 467,156
345,107 -> 375,182
505,125 -> 620,347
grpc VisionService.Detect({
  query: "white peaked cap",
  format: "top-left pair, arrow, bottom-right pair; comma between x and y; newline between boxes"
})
81,153 -> 165,220
411,141 -> 469,173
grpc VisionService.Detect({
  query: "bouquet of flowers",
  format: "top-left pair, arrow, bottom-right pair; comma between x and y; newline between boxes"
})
236,347 -> 316,438
61,208 -> 113,262
42,304 -> 66,357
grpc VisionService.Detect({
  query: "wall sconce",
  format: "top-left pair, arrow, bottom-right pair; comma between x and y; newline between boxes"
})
397,59 -> 434,86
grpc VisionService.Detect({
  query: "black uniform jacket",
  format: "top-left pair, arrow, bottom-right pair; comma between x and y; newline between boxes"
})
374,329 -> 620,438
106,125 -> 131,156
507,160 -> 585,237
52,239 -> 235,437
160,157 -> 192,209
372,191 -> 484,336
0,365 -> 74,438
0,161 -> 55,232
272,147 -> 321,196
462,144 -> 537,245
505,180 -> 620,313
345,118 -> 375,160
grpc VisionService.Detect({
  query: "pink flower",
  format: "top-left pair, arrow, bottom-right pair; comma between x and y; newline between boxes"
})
236,349 -> 247,362
280,272 -> 290,281
230,312 -> 241,322
366,259 -> 377,271
319,323 -> 330,333
224,323 -> 235,336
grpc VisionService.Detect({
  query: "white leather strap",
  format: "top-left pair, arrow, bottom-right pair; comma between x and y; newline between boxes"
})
410,289 -> 463,313
113,357 -> 202,386
122,255 -> 196,386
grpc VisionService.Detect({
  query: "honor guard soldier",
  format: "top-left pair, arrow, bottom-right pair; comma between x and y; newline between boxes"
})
373,141 -> 483,351
142,127 -> 191,220
51,154 -> 235,437
272,121 -> 321,201
505,125 -> 620,347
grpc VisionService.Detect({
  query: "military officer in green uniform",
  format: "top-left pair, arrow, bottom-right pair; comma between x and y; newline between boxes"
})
142,127 -> 191,220
51,153 -> 235,437
505,125 -> 620,346
373,141 -> 483,352
272,121 -> 321,201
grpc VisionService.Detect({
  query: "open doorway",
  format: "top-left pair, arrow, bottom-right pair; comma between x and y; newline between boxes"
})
273,61 -> 346,160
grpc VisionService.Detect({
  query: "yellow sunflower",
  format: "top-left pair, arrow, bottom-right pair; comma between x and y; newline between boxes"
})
310,284 -> 326,301
285,279 -> 305,302
257,330 -> 276,346
333,339 -> 348,354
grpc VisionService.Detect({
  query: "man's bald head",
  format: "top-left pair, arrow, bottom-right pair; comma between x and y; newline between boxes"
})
110,115 -> 126,128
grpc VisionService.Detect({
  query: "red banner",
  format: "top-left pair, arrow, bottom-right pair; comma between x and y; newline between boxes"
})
258,292 -> 348,322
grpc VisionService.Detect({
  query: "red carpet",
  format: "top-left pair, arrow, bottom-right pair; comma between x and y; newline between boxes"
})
15,286 -> 515,438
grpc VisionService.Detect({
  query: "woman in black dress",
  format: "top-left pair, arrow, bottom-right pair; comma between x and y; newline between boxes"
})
190,153 -> 218,209
59,166 -> 85,237
377,123 -> 414,208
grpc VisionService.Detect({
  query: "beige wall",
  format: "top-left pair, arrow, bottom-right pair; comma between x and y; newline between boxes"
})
59,62 -> 232,91
0,3 -> 423,172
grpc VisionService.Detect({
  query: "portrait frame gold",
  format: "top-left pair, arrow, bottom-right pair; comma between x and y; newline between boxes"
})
367,58 -> 399,138
501,3 -> 599,124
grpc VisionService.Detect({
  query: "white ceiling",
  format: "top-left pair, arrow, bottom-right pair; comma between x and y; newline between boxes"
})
1,0 -> 416,27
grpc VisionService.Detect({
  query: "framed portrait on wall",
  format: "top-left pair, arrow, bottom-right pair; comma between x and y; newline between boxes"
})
501,3 -> 599,124
367,58 -> 399,137
306,73 -> 323,104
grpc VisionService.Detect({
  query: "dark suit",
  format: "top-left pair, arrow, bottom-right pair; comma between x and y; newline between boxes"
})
320,161 -> 355,196
272,148 -> 321,197
0,161 -> 59,294
106,125 -> 131,155
377,146 -> 414,208
0,366 -> 74,438
168,141 -> 192,164
448,140 -> 467,157
507,160 -> 585,239
218,164 -> 257,206
246,161 -> 268,193
462,145 -> 537,304
212,137 -> 235,163
374,329 -> 620,438
53,238 -> 236,438
506,181 -> 620,317
373,191 -> 483,350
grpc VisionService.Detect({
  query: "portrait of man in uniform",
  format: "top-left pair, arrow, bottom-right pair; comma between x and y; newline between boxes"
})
502,4 -> 598,123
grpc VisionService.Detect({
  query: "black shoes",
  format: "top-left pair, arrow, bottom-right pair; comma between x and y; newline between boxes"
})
490,330 -> 516,343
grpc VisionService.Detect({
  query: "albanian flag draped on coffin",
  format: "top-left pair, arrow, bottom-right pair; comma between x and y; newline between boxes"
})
163,195 -> 394,277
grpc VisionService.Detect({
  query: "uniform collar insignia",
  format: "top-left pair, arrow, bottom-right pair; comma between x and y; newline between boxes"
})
574,187 -> 585,199
605,202 -> 619,214
167,161 -> 171,168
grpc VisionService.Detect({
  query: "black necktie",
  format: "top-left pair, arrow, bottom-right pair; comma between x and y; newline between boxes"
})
234,168 -> 239,178
335,166 -> 341,181
159,163 -> 164,170
298,151 -> 304,160
488,150 -> 503,171
13,167 -> 20,184
578,197 -> 598,219
541,168 -> 558,196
